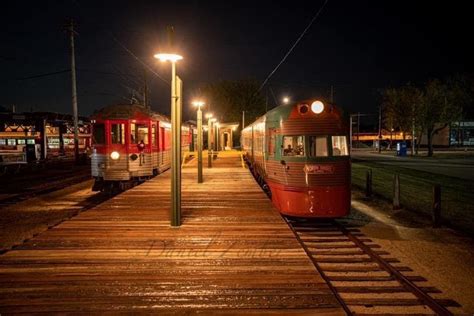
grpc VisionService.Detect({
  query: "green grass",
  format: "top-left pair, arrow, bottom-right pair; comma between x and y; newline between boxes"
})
352,162 -> 474,235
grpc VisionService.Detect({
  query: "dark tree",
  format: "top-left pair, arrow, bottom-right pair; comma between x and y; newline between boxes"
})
200,79 -> 267,126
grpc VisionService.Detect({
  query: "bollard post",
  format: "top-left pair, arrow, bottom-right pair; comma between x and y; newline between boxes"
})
365,169 -> 372,198
433,184 -> 441,228
393,173 -> 400,210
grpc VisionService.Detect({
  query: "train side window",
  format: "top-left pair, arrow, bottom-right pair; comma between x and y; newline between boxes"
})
282,136 -> 305,156
92,124 -> 105,144
27,139 -> 35,145
130,123 -> 136,143
152,125 -> 157,146
332,136 -> 349,156
111,123 -> 125,144
7,139 -> 16,146
309,136 -> 328,157
17,139 -> 26,145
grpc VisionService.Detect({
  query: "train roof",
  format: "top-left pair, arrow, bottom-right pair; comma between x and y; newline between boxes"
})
242,99 -> 346,132
91,104 -> 170,123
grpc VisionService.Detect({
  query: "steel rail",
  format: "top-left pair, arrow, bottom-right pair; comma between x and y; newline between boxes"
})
283,217 -> 353,315
333,219 -> 452,315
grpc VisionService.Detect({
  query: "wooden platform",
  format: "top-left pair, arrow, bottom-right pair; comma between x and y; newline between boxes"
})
0,152 -> 344,314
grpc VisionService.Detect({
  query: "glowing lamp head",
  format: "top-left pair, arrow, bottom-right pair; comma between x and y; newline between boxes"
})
205,113 -> 213,119
110,151 -> 120,160
192,101 -> 205,108
283,97 -> 290,104
154,53 -> 183,62
311,100 -> 324,114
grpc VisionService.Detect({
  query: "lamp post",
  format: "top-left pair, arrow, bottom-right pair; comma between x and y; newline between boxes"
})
154,52 -> 183,227
206,113 -> 213,168
215,122 -> 220,151
192,101 -> 205,183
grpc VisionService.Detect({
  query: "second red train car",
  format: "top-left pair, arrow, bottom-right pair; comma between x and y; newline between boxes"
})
91,104 -> 192,191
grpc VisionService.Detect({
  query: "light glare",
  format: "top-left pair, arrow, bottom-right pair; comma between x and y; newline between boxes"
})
311,101 -> 324,114
192,101 -> 205,107
154,53 -> 183,62
110,151 -> 120,160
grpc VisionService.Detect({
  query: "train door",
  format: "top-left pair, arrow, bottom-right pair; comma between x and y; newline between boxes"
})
130,121 -> 151,168
108,121 -> 127,172
160,126 -> 165,165
151,122 -> 158,170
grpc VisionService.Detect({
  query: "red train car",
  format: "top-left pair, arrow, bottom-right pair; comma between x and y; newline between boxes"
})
91,104 -> 192,191
241,99 -> 350,218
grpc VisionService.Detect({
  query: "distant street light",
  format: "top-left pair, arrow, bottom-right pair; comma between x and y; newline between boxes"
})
206,113 -> 213,168
215,122 -> 220,151
154,51 -> 183,227
192,101 -> 205,183
283,96 -> 290,104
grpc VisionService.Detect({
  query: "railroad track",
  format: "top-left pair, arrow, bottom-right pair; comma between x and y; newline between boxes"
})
0,173 -> 92,207
285,217 -> 460,315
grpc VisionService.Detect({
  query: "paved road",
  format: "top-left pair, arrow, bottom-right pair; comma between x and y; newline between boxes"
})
351,150 -> 474,181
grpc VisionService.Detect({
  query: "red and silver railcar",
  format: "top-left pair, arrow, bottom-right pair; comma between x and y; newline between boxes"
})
91,104 -> 192,191
241,99 -> 350,218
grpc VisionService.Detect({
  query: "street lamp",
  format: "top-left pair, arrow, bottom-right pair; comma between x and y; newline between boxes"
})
192,101 -> 205,183
206,113 -> 213,168
154,52 -> 183,227
283,96 -> 290,104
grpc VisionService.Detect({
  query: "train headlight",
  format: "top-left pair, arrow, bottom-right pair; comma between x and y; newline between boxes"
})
311,100 -> 324,114
110,151 -> 120,160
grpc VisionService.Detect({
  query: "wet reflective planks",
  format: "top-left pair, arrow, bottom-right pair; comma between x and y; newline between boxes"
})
0,152 -> 344,314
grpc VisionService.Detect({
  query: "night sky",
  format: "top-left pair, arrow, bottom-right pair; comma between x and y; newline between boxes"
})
1,0 -> 472,121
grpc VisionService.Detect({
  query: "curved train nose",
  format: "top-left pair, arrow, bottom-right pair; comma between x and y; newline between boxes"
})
271,185 -> 351,218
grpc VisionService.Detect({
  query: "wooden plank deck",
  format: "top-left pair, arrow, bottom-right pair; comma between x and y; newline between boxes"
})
0,152 -> 344,314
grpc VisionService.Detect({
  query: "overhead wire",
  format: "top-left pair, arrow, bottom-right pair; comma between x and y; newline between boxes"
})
111,35 -> 170,85
71,0 -> 169,85
258,0 -> 330,91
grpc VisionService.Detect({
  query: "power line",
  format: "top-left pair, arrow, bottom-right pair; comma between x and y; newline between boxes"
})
70,0 -> 169,86
258,0 -> 330,91
16,69 -> 71,80
111,35 -> 169,85
77,68 -> 139,78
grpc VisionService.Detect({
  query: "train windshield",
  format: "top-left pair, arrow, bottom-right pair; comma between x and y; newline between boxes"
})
92,124 -> 105,144
282,136 -> 305,156
308,136 -> 328,157
331,136 -> 349,156
111,124 -> 125,144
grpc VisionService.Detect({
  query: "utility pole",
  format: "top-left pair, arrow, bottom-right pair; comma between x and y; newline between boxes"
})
411,104 -> 416,155
68,19 -> 80,164
242,111 -> 245,130
349,115 -> 353,153
378,105 -> 382,153
357,112 -> 360,148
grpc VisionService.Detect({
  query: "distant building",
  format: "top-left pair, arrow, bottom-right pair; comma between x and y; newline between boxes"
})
449,121 -> 474,146
0,111 -> 91,161
353,122 -> 474,148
